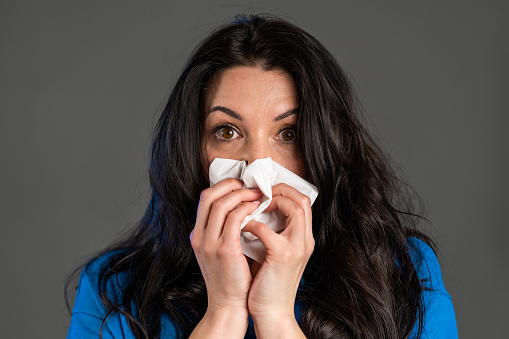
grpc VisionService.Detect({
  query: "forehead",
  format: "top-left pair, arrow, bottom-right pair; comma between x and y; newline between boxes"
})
204,66 -> 298,111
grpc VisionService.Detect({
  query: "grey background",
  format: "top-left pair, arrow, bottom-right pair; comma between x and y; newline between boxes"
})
1,1 -> 507,338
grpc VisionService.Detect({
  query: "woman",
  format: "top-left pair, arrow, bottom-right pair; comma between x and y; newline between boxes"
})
67,14 -> 457,338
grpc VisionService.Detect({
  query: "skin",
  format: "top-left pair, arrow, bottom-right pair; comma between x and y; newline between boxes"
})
190,66 -> 314,338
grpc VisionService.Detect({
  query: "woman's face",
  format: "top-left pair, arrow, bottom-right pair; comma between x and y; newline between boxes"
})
201,66 -> 308,179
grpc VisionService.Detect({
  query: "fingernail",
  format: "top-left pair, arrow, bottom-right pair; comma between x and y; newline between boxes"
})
250,188 -> 261,193
253,200 -> 261,204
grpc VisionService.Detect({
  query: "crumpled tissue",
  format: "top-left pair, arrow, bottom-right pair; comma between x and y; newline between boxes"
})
209,157 -> 318,263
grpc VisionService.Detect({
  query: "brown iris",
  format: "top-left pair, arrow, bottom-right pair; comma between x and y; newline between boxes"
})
281,129 -> 295,141
221,127 -> 235,139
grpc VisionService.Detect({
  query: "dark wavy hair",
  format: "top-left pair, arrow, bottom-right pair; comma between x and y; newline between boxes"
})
67,14 -> 433,338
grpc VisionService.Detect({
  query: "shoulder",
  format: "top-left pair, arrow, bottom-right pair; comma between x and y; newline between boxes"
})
67,251 -> 135,338
76,251 -> 130,310
406,237 -> 447,292
406,237 -> 459,338
67,251 -> 178,338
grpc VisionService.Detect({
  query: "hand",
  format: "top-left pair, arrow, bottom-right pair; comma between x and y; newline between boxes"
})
242,183 -> 314,337
189,178 -> 263,338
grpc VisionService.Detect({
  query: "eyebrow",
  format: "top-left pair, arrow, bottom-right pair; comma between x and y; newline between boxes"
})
208,106 -> 242,120
207,106 -> 299,122
274,108 -> 299,121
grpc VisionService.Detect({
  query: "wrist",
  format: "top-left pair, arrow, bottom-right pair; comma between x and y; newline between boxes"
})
190,306 -> 249,339
207,304 -> 250,328
252,312 -> 305,338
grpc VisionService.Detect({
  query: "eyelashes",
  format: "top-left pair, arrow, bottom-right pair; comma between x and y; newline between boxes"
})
211,123 -> 297,143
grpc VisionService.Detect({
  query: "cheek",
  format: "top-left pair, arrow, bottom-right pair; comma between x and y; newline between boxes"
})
201,138 -> 237,178
272,149 -> 309,180
203,136 -> 242,161
202,142 -> 219,167
288,158 -> 309,181
288,147 -> 309,180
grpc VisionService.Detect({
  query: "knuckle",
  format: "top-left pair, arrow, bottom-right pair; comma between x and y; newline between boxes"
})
274,183 -> 288,193
190,233 -> 200,249
227,211 -> 244,224
190,239 -> 198,250
202,243 -> 215,257
300,195 -> 311,207
200,188 -> 212,202
225,177 -> 240,187
211,199 -> 226,213
216,244 -> 231,258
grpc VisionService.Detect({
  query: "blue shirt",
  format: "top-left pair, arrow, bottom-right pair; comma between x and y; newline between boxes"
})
67,238 -> 458,338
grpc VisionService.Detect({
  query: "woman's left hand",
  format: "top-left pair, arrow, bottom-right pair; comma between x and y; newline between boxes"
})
242,183 -> 314,338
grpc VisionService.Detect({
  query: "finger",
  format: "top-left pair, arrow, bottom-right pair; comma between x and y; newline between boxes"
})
194,178 -> 246,245
270,183 -> 313,238
262,196 -> 307,241
271,183 -> 312,213
242,220 -> 279,252
195,178 -> 244,230
204,188 -> 263,240
244,218 -> 314,265
222,201 -> 261,242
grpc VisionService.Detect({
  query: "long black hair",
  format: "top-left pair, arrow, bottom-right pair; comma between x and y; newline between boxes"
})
67,14 -> 433,338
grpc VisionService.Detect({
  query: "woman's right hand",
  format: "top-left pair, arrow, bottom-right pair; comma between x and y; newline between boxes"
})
189,178 -> 263,338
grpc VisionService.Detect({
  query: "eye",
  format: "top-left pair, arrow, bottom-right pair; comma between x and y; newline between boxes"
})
278,128 -> 296,142
215,125 -> 241,140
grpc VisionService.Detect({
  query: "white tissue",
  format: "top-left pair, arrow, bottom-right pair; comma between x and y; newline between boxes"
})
209,157 -> 318,263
